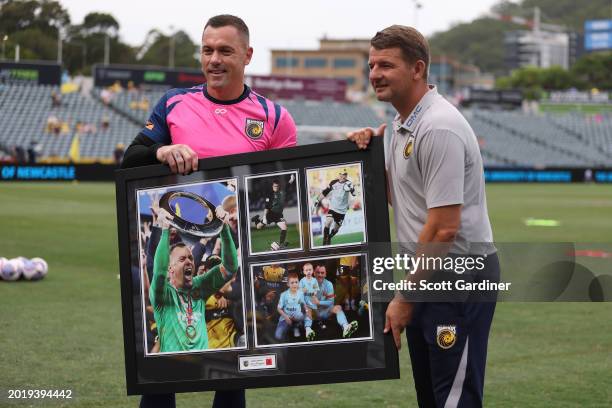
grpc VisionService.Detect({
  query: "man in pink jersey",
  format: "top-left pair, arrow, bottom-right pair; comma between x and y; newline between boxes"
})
122,15 -> 296,174
122,14 -> 296,408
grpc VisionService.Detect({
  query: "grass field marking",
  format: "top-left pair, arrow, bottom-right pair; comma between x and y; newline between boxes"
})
134,177 -> 250,356
248,251 -> 374,348
244,169 -> 303,256
305,161 -> 367,251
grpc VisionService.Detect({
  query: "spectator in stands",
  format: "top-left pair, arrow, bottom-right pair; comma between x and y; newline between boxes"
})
46,115 -> 60,134
127,80 -> 138,94
101,88 -> 113,105
122,14 -> 296,408
101,115 -> 110,131
110,81 -> 123,93
83,122 -> 96,134
27,140 -> 41,163
60,121 -> 71,135
51,91 -> 61,108
114,143 -> 125,164
139,97 -> 150,112
14,145 -> 26,163
75,121 -> 84,135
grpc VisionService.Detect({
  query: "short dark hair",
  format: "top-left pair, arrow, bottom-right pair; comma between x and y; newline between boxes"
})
371,25 -> 429,79
204,14 -> 249,44
169,242 -> 188,256
287,272 -> 299,281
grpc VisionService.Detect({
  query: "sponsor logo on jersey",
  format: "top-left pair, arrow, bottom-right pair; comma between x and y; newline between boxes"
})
245,118 -> 265,139
145,121 -> 154,130
404,135 -> 415,159
436,325 -> 457,349
405,104 -> 422,128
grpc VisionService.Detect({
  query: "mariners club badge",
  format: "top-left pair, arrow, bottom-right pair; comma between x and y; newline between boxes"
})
436,325 -> 457,349
404,135 -> 415,159
245,118 -> 265,139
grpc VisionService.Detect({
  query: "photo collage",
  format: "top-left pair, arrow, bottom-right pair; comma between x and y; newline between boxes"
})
135,162 -> 372,356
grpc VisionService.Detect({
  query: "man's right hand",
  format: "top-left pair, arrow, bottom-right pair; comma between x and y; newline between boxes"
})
383,296 -> 414,350
347,123 -> 387,150
156,144 -> 199,175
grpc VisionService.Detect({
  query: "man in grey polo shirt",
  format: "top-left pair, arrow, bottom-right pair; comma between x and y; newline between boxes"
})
349,25 -> 499,407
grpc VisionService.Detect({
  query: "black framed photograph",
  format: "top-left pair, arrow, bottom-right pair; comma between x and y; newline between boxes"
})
115,138 -> 398,395
135,179 -> 247,355
250,253 -> 372,348
306,162 -> 367,249
245,170 -> 304,255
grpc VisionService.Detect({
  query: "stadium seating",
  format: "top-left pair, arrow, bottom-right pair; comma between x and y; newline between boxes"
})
546,113 -> 612,155
1,83 -> 611,166
98,86 -> 167,124
465,110 -> 612,167
0,83 -> 139,161
280,100 -> 382,128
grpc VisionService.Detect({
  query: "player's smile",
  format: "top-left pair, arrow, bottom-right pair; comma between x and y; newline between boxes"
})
208,67 -> 227,77
373,82 -> 389,94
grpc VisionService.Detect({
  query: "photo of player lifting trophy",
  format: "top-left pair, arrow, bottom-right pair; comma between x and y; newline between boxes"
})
135,178 -> 247,355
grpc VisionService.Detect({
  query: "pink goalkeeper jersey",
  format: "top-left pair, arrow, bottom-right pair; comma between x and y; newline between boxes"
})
141,84 -> 296,157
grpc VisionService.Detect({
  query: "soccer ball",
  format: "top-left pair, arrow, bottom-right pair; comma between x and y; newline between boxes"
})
22,257 -> 47,280
22,259 -> 38,280
31,257 -> 48,279
1,258 -> 23,281
0,257 -> 6,279
270,241 -> 280,251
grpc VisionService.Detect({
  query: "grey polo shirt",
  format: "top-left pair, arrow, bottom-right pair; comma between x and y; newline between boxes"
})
387,86 -> 495,255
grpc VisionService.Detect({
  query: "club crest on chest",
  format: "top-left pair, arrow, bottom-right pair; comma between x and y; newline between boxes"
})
245,118 -> 265,139
404,135 -> 415,159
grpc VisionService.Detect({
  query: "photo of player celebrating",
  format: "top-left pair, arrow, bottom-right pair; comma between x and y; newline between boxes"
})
307,163 -> 366,248
246,171 -> 303,255
136,179 -> 246,355
251,254 -> 371,347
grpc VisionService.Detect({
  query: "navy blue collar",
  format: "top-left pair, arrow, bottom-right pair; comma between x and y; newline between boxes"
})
203,84 -> 250,105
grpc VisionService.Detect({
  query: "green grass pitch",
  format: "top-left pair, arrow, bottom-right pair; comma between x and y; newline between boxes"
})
0,183 -> 611,407
249,223 -> 301,253
312,231 -> 365,247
